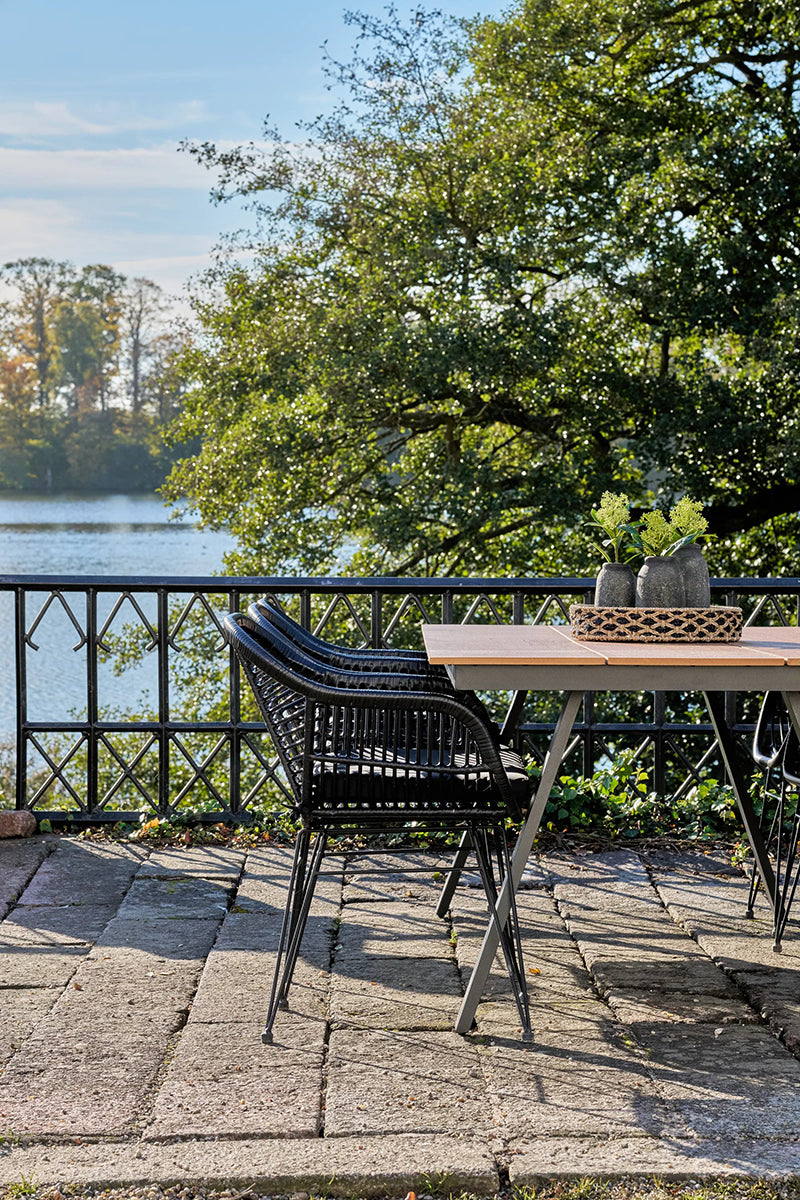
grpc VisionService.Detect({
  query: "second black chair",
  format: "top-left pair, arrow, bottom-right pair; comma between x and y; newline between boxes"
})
750,692 -> 800,948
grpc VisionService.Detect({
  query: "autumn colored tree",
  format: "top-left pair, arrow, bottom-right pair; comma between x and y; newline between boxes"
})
0,258 -> 187,490
0,257 -> 72,407
122,277 -> 168,413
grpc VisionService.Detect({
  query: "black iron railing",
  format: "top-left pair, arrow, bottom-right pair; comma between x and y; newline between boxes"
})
1,574 -> 798,826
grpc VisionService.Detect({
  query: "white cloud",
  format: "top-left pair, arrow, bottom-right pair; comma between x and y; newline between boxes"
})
0,198 -> 252,297
0,102 -> 109,137
0,197 -> 80,259
0,139 -> 277,192
0,143 -> 211,190
0,100 -> 209,140
111,253 -> 219,297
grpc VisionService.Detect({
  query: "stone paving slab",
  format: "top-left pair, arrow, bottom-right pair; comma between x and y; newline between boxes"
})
454,887 -> 590,965
14,841 -> 147,907
215,909 -> 335,953
342,852 -> 452,904
325,1029 -> 492,1136
0,941 -> 88,988
135,846 -> 245,882
545,850 -> 663,912
479,1029 -> 671,1138
336,901 -> 456,959
0,1010 -> 183,1135
606,988 -> 759,1026
330,952 -> 464,1030
477,996 -> 616,1038
453,888 -> 597,1004
634,1016 -> 800,1137
188,946 -> 330,1024
0,1134 -> 500,1195
0,987 -> 62,1068
116,876 -> 234,919
232,848 -> 343,916
1,902 -> 117,943
0,838 -> 52,918
649,855 -> 800,1053
147,1017 -> 326,1139
733,968 -> 800,1054
549,851 -> 746,997
507,1135 -> 800,1181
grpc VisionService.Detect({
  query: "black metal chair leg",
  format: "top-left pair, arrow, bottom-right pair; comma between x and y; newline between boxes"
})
775,813 -> 800,946
274,829 -> 327,1009
747,789 -> 780,916
262,829 -> 327,1045
263,829 -> 311,1044
497,829 -> 533,1043
436,830 -> 472,918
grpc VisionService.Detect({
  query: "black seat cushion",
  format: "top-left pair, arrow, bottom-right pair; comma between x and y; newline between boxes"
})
308,743 -> 529,822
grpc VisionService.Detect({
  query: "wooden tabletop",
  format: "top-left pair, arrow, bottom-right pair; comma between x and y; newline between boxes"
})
422,622 -> 800,668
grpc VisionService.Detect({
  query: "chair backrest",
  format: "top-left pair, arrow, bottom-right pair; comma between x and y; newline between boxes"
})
224,612 -> 311,802
247,599 -> 467,692
250,598 -> 433,669
247,598 -> 499,738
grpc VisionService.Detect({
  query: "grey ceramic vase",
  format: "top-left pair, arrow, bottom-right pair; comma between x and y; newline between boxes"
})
636,556 -> 687,607
594,562 -> 636,607
673,543 -> 711,607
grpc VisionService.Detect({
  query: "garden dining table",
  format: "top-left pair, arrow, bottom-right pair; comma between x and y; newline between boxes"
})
422,621 -> 800,1034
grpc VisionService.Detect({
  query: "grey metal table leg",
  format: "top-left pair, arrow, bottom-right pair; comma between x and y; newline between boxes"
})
455,690 -> 583,1035
437,690 -> 530,919
704,690 -> 777,911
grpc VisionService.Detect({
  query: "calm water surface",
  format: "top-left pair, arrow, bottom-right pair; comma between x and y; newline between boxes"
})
0,493 -> 236,743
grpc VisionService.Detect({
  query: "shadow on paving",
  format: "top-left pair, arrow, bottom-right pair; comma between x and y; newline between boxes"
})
2,837 -> 800,1183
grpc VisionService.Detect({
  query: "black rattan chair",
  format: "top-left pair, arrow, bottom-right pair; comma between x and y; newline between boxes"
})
247,598 -> 501,910
223,610 -> 533,1044
750,692 -> 800,947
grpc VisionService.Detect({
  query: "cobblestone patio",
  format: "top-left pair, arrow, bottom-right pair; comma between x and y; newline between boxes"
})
2,836 -> 800,1193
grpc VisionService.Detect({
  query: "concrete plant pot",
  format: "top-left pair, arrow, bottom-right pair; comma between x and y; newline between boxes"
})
636,555 -> 686,607
674,543 -> 711,607
595,562 -> 636,607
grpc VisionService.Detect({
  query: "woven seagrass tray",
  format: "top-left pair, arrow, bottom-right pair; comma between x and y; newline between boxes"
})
570,604 -> 743,643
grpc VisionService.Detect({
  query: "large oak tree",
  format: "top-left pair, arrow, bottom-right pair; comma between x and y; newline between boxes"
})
167,0 -> 800,576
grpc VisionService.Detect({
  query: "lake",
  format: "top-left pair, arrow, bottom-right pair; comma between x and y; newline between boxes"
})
0,493 -> 236,744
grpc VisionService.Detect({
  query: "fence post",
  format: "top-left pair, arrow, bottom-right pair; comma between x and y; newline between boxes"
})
14,588 -> 27,811
157,588 -> 170,817
229,586 -> 241,818
86,588 -> 98,816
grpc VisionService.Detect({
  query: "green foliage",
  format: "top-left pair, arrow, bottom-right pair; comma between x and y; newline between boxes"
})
670,498 -> 708,541
5,1176 -> 37,1199
540,749 -> 741,840
163,1 -> 800,578
587,491 -> 634,564
626,497 -> 707,558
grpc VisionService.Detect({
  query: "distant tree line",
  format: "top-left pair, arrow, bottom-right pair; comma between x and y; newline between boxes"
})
0,257 -> 190,492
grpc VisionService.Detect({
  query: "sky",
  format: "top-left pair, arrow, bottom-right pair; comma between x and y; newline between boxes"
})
0,0 -> 507,300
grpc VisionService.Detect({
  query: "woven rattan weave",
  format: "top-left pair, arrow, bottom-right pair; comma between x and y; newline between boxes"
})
570,603 -> 743,642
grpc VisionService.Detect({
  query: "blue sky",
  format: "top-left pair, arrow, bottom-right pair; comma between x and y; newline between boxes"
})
0,0 -> 506,298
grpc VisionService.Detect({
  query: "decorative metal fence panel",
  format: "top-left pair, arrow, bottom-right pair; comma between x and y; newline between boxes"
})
1,574 -> 798,825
